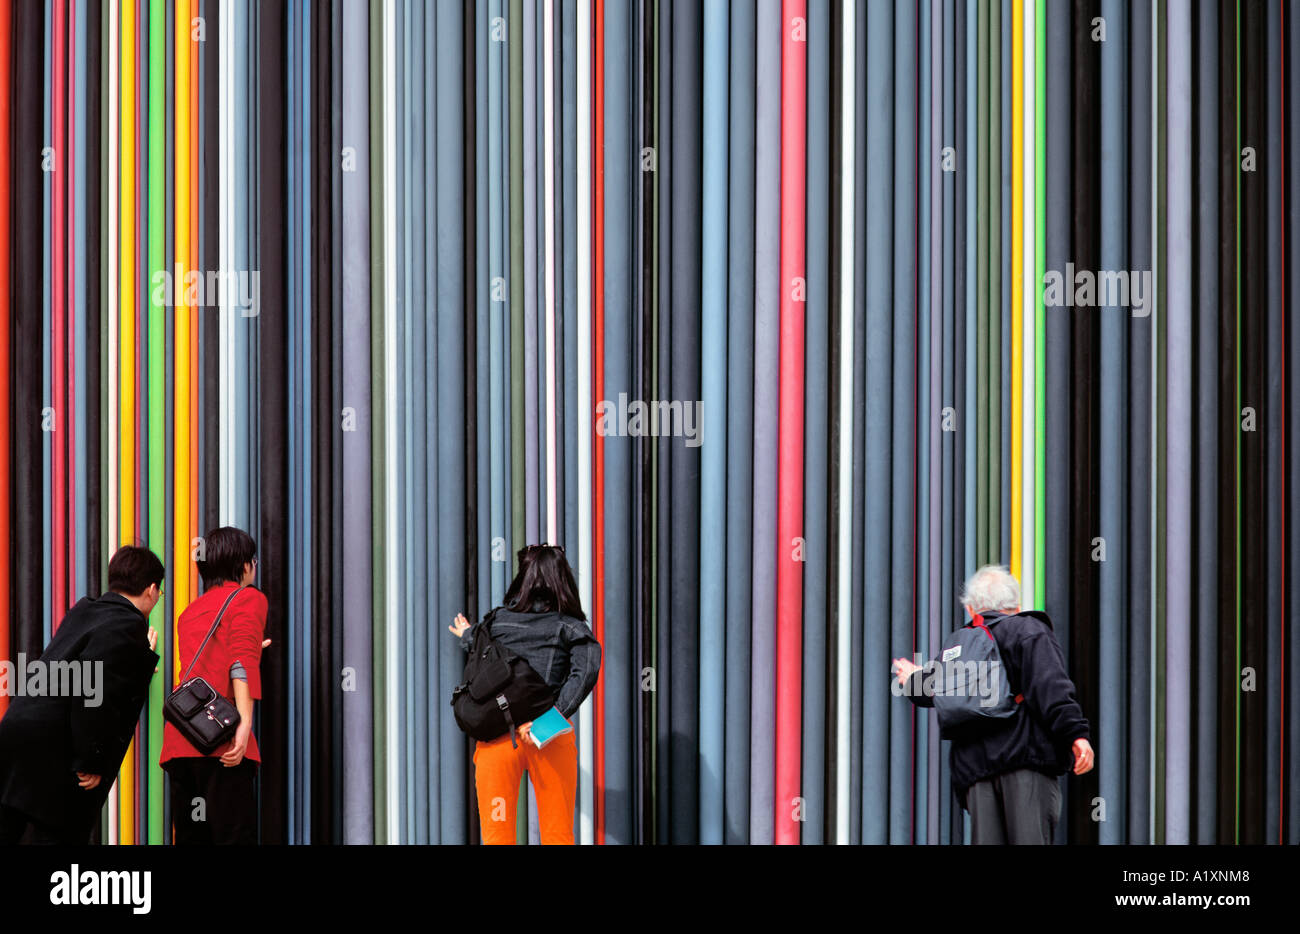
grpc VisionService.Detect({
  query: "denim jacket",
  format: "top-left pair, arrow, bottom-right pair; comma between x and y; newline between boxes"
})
459,605 -> 602,719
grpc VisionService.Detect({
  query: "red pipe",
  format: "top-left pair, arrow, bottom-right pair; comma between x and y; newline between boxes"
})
774,0 -> 807,845
67,0 -> 77,617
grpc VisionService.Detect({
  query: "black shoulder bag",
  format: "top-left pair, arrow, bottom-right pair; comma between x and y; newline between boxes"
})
162,586 -> 245,755
451,609 -> 556,747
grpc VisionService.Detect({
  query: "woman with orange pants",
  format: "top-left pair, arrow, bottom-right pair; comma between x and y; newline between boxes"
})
449,544 -> 601,844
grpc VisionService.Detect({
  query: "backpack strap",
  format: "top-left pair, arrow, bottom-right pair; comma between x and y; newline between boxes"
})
968,612 -> 1024,704
479,609 -> 519,748
969,614 -> 994,639
481,608 -> 529,664
496,694 -> 518,749
465,608 -> 497,649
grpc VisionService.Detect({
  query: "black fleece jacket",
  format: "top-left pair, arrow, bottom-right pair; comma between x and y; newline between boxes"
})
0,593 -> 158,833
904,610 -> 1090,809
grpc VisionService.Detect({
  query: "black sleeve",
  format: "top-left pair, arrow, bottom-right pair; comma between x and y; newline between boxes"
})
555,618 -> 602,719
1013,631 -> 1091,745
903,664 -> 937,708
69,623 -> 159,775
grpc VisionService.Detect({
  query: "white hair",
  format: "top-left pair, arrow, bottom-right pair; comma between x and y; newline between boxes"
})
959,564 -> 1021,614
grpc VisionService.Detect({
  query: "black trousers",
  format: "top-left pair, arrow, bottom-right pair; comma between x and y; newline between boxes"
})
0,803 -> 89,845
165,757 -> 258,845
967,767 -> 1062,844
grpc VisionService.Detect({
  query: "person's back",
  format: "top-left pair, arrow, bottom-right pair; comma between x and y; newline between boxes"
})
449,544 -> 601,844
0,547 -> 162,844
159,526 -> 268,846
894,564 -> 1093,844
943,610 -> 1087,807
2,594 -> 124,730
160,582 -> 268,765
466,603 -> 599,721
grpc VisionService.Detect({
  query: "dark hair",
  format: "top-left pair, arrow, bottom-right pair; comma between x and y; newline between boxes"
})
196,526 -> 258,588
503,544 -> 585,620
107,546 -> 165,596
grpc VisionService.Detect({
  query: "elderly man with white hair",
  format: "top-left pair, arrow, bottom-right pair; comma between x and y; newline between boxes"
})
892,564 -> 1094,844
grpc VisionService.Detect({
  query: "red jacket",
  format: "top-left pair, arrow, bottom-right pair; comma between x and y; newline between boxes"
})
160,583 -> 268,766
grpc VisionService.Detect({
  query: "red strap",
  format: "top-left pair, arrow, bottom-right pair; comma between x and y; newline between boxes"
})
970,615 -> 1019,701
974,615 -> 1021,701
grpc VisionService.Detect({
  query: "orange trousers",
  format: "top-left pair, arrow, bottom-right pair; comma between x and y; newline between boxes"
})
473,729 -> 577,844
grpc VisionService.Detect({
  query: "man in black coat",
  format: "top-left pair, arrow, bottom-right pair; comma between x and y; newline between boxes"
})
893,564 -> 1095,844
0,546 -> 162,844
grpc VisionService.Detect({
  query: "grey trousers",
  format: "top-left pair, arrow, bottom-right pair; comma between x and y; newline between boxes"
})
967,768 -> 1062,844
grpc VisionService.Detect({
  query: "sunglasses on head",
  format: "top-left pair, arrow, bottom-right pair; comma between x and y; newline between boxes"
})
520,542 -> 565,556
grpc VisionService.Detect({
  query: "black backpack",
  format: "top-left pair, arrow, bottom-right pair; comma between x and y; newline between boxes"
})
931,611 -> 1030,739
450,609 -> 556,746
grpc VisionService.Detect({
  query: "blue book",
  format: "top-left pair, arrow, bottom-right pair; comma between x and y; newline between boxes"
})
528,706 -> 574,749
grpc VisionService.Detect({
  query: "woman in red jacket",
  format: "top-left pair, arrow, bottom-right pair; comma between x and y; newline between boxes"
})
160,527 -> 269,845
